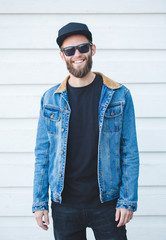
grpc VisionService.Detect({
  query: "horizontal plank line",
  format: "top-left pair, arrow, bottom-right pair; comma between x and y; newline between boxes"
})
0,49 -> 166,51
1,215 -> 166,218
0,151 -> 165,154
0,84 -> 165,87
1,185 -> 166,189
0,83 -> 146,86
1,83 -> 166,86
0,215 -> 166,218
0,13 -> 166,15
0,186 -> 32,189
1,48 -> 166,51
0,215 -> 162,218
0,116 -> 166,119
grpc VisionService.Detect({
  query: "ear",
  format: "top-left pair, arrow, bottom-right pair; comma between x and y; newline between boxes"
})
59,51 -> 65,61
91,44 -> 96,56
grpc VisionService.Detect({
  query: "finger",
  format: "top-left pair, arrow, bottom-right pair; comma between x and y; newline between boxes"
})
115,208 -> 120,221
36,216 -> 45,230
124,210 -> 133,225
117,218 -> 124,227
35,212 -> 48,231
124,212 -> 131,225
40,219 -> 48,231
44,210 -> 49,225
117,211 -> 125,228
127,210 -> 133,222
40,222 -> 48,231
130,211 -> 133,220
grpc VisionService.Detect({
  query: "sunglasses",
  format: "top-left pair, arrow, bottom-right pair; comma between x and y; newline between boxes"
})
61,42 -> 93,56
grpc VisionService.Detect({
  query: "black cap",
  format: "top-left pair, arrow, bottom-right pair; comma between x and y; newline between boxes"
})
56,22 -> 92,48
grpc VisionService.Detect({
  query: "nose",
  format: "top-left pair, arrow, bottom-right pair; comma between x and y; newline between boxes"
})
74,48 -> 82,56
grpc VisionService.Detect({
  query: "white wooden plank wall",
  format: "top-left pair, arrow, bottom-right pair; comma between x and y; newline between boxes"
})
0,1 -> 166,239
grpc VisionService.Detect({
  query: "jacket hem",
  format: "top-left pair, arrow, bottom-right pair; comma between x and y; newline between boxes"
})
116,199 -> 137,211
32,201 -> 49,213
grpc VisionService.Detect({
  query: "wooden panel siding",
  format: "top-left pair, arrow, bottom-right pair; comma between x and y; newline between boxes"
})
0,0 -> 166,239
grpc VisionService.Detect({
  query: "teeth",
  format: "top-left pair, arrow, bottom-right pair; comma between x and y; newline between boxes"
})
74,60 -> 84,63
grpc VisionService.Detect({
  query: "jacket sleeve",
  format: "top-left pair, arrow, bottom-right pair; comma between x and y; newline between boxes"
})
116,89 -> 140,211
32,93 -> 50,213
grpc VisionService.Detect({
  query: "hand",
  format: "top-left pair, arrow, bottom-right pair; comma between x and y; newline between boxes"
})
34,209 -> 49,230
115,208 -> 133,227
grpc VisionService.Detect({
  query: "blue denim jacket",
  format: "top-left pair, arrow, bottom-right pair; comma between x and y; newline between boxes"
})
32,72 -> 139,213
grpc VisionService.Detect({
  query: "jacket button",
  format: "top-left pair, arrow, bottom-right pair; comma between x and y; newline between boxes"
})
99,173 -> 102,175
50,113 -> 54,118
61,151 -> 63,154
61,128 -> 64,132
56,198 -> 59,201
111,110 -> 114,116
59,174 -> 62,177
64,106 -> 68,109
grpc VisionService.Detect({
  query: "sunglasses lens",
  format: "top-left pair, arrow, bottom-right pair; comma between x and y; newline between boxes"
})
64,47 -> 75,56
78,44 -> 90,53
62,43 -> 91,56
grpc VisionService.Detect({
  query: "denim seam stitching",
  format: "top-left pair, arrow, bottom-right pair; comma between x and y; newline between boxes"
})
122,89 -> 130,199
38,151 -> 49,203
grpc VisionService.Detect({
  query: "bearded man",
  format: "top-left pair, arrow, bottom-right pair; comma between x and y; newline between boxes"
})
32,22 -> 140,240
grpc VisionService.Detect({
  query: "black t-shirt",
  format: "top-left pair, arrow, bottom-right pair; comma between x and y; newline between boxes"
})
53,73 -> 118,208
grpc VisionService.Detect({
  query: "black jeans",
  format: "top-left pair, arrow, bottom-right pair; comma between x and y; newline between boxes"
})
51,199 -> 127,240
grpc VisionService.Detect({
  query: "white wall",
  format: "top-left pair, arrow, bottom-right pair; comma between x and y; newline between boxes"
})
0,1 -> 166,239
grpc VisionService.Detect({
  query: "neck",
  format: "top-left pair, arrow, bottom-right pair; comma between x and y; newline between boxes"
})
68,71 -> 96,87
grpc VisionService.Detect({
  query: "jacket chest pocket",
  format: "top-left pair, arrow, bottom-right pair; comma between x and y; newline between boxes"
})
103,103 -> 122,132
43,106 -> 61,134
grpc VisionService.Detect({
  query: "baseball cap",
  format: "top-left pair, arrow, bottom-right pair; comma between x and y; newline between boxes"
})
56,22 -> 92,48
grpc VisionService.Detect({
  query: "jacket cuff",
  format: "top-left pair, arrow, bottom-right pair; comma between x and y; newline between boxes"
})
116,199 -> 137,211
32,201 -> 49,213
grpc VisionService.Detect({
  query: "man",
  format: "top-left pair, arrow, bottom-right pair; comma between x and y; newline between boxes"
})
32,22 -> 139,240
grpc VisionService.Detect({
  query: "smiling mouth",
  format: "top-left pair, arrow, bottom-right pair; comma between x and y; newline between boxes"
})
72,59 -> 86,64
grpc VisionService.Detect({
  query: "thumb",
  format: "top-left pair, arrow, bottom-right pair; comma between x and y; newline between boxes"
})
44,210 -> 49,225
115,208 -> 120,221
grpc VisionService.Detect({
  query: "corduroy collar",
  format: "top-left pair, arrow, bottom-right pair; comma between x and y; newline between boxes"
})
54,72 -> 122,93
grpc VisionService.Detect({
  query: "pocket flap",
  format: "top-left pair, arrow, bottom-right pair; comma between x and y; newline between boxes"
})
43,106 -> 60,121
105,103 -> 122,118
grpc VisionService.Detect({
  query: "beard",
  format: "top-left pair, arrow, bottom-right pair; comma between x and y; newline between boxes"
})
64,51 -> 93,78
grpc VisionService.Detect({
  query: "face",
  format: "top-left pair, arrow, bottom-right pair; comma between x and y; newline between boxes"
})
60,34 -> 96,78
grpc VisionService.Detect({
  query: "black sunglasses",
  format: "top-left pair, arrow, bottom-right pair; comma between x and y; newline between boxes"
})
61,42 -> 93,56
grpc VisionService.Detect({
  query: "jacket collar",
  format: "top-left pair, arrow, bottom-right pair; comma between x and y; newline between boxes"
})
54,72 -> 122,94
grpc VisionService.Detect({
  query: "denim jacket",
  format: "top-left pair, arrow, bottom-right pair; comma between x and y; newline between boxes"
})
32,72 -> 139,213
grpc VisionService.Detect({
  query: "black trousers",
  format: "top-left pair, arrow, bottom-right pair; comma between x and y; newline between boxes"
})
51,200 -> 127,240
